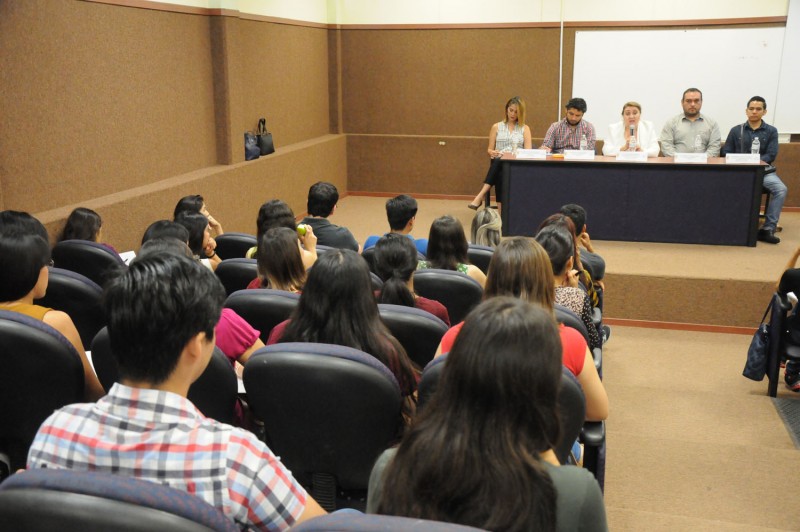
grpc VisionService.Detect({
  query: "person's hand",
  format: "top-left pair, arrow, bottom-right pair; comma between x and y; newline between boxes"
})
299,224 -> 317,251
204,237 -> 217,257
579,232 -> 594,252
565,269 -> 579,288
207,214 -> 223,235
488,149 -> 501,158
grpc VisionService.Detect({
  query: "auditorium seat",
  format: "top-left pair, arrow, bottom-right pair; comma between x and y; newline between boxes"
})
223,289 -> 300,344
214,232 -> 257,260
34,267 -> 105,348
214,258 -> 258,296
51,240 -> 125,287
554,304 -> 602,376
378,304 -> 448,368
413,269 -> 483,324
292,513 -> 486,531
466,244 -> 494,275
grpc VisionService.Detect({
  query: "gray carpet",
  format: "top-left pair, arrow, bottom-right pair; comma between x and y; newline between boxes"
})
774,397 -> 800,449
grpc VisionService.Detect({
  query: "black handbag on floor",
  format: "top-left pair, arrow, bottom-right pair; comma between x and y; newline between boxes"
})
257,118 -> 275,156
743,300 -> 772,381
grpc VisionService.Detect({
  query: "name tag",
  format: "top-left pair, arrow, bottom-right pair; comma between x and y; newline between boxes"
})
674,152 -> 708,163
564,149 -> 595,161
515,149 -> 547,160
725,153 -> 760,164
616,151 -> 648,162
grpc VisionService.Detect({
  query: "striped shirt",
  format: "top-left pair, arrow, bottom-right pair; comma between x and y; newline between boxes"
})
27,383 -> 306,531
540,118 -> 596,153
495,121 -> 526,153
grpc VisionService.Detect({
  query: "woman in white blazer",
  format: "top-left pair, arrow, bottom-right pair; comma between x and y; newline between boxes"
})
602,101 -> 660,157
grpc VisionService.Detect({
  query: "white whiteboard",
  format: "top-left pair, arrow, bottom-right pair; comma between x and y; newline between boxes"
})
774,0 -> 800,133
573,27 -> 788,142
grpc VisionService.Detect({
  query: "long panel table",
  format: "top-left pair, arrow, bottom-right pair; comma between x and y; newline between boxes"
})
498,155 -> 765,247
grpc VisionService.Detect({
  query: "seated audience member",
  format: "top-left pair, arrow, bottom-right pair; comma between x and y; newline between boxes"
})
373,233 -> 450,326
601,101 -> 660,157
436,237 -> 608,422
59,207 -> 118,254
559,203 -> 605,283
540,97 -> 596,153
368,298 -> 608,532
175,211 -> 221,271
267,249 -> 418,416
0,216 -> 105,402
138,238 -> 265,370
538,213 -> 600,310
247,199 -> 317,270
418,215 -> 487,288
364,195 -> 428,255
173,194 -> 224,237
721,96 -> 786,244
536,226 -> 602,351
27,253 -> 326,529
777,246 -> 800,390
470,207 -> 502,248
247,227 -> 307,293
299,182 -> 360,252
141,220 -> 190,247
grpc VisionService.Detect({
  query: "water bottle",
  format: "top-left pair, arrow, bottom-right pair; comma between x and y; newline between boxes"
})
580,134 -> 588,151
628,125 -> 637,151
694,134 -> 702,153
511,139 -> 519,156
751,136 -> 760,155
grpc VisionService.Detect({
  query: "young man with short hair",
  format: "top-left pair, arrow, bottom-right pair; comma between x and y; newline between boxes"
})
659,87 -> 721,157
540,97 -> 596,153
27,253 -> 326,530
300,181 -> 360,252
721,96 -> 787,244
363,194 -> 428,255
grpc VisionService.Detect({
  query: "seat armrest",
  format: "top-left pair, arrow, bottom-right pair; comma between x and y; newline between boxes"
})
580,420 -> 605,447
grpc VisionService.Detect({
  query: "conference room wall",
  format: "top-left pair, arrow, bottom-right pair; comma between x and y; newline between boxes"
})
0,1 -> 341,249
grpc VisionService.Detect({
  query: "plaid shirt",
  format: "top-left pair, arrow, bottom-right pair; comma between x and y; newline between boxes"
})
540,118 -> 596,153
27,383 -> 306,531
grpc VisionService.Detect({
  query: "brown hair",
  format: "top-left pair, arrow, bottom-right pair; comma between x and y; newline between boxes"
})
484,237 -> 554,312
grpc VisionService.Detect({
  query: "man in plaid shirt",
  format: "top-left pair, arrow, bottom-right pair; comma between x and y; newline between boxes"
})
540,97 -> 596,153
27,252 -> 326,530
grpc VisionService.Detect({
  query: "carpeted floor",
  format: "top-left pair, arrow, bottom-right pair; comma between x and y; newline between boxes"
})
774,397 -> 800,449
331,196 -> 800,531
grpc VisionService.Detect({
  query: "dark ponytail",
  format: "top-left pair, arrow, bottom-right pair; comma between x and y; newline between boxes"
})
373,233 -> 417,308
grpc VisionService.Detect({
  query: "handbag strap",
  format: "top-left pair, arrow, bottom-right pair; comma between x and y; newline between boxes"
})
759,296 -> 773,325
258,118 -> 267,135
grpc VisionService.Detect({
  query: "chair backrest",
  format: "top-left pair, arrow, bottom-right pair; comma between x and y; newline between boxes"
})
467,244 -> 494,275
223,289 -> 300,343
292,513 -> 487,531
0,468 -> 237,532
34,267 -> 105,348
243,342 -> 402,510
0,311 -> 84,471
413,269 -> 483,325
214,232 -> 257,260
52,240 -> 125,287
417,355 -> 584,466
378,304 -> 448,368
90,328 -> 238,424
214,258 -> 258,296
369,272 -> 384,291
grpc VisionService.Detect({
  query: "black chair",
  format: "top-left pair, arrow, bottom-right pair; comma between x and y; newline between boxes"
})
35,267 -> 105,348
243,342 -> 402,512
293,513 -> 486,531
0,311 -> 84,473
417,356 -> 587,467
214,258 -> 258,296
766,292 -> 795,397
554,304 -> 602,376
52,240 -> 126,287
467,244 -> 494,275
223,289 -> 300,343
378,304 -> 448,368
369,272 -> 384,292
90,328 -> 238,425
214,232 -> 257,260
413,269 -> 483,325
0,469 -> 237,532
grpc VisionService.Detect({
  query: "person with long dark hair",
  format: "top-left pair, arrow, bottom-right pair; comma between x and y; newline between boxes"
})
173,194 -> 224,237
174,211 -> 221,271
248,227 -> 306,292
247,199 -> 317,270
373,233 -> 449,325
419,215 -> 486,287
60,207 -> 118,254
368,297 -> 608,531
267,249 -> 418,413
436,237 -> 608,421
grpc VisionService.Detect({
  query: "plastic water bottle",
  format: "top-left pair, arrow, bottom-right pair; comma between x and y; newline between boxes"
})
628,125 -> 637,151
751,136 -> 760,155
694,134 -> 703,153
511,139 -> 519,156
580,134 -> 588,151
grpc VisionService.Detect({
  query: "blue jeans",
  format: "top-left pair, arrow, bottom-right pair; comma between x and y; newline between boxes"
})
762,173 -> 787,232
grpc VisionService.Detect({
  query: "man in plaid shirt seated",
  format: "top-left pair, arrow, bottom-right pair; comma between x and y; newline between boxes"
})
540,97 -> 596,154
27,252 -> 326,530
